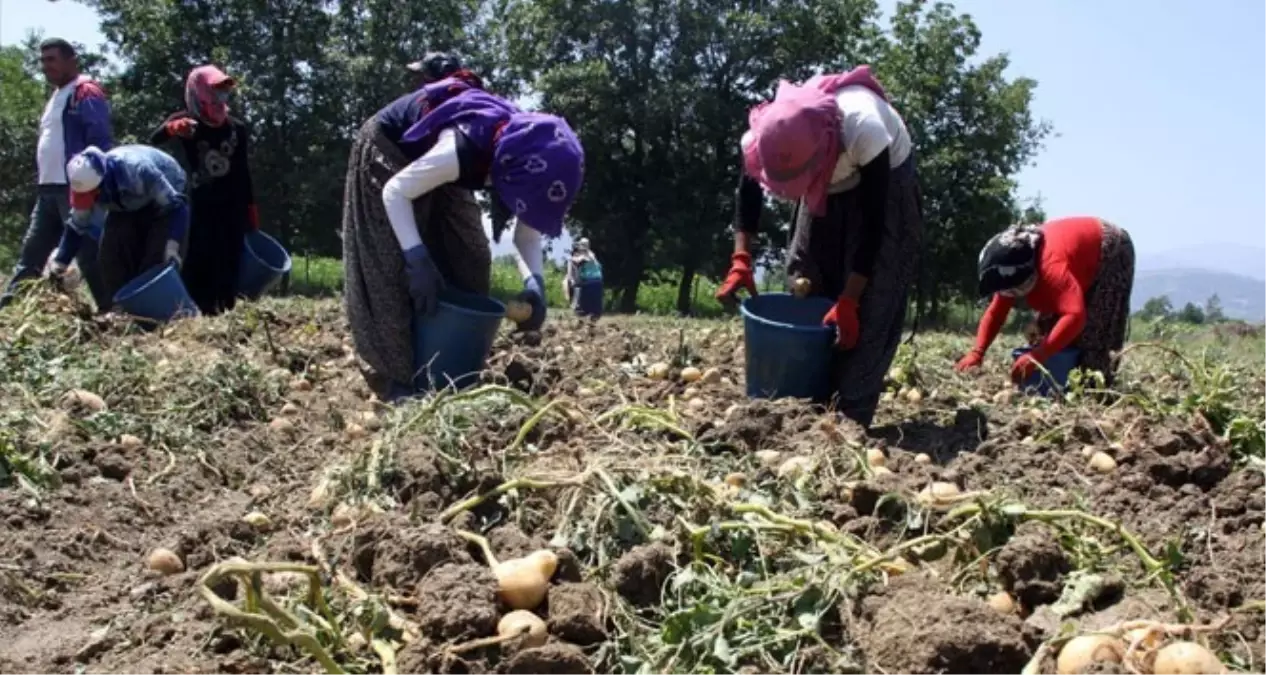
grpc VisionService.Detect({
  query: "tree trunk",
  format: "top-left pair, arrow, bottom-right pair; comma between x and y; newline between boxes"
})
675,262 -> 697,316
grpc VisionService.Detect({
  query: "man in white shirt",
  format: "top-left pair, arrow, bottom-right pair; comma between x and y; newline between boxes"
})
1,38 -> 113,311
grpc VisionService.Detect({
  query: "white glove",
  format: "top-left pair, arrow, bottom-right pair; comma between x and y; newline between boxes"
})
48,260 -> 68,277
164,239 -> 182,268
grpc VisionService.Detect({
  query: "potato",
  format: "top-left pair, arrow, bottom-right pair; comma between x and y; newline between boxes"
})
345,422 -> 368,440
290,378 -> 313,392
61,389 -> 107,414
914,453 -> 932,465
916,481 -> 961,508
987,591 -> 1016,615
1087,451 -> 1117,473
792,277 -> 811,298
497,610 -> 548,648
269,417 -> 296,433
646,362 -> 671,380
1152,641 -> 1225,674
506,301 -> 533,323
724,472 -> 747,488
147,548 -> 184,575
242,511 -> 272,529
701,367 -> 723,384
777,456 -> 814,479
281,402 -> 301,416
866,448 -> 887,468
680,367 -> 703,383
118,434 -> 144,451
1056,635 -> 1124,674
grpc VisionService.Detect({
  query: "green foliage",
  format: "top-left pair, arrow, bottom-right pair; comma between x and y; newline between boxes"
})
1138,295 -> 1174,321
5,0 -> 1047,319
0,45 -> 47,261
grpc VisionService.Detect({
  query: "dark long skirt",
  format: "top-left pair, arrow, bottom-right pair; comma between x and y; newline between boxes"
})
98,205 -> 172,304
1037,221 -> 1134,385
785,155 -> 923,428
342,117 -> 490,388
182,204 -> 247,316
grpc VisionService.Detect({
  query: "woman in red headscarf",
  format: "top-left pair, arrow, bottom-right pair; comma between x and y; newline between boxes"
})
149,65 -> 259,316
715,67 -> 923,428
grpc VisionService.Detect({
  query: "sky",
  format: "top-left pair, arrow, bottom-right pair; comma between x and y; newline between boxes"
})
3,0 -> 1264,272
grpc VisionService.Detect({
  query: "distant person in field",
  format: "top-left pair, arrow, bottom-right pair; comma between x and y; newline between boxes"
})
715,65 -> 923,428
563,237 -> 603,318
955,216 -> 1136,386
1,38 -> 112,311
149,65 -> 258,316
342,70 -> 584,399
51,145 -> 190,304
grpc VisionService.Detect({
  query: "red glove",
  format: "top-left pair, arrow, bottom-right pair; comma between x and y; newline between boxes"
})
715,251 -> 757,305
955,349 -> 984,372
247,204 -> 260,231
822,295 -> 859,350
166,117 -> 198,138
1011,352 -> 1043,383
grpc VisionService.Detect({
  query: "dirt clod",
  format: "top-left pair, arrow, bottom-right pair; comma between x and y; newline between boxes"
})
611,543 -> 674,607
547,582 -> 607,645
856,578 -> 1036,673
994,522 -> 1071,607
500,642 -> 592,674
415,563 -> 500,641
352,518 -> 471,591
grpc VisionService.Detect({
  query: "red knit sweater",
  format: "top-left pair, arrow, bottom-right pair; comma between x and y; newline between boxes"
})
973,216 -> 1104,359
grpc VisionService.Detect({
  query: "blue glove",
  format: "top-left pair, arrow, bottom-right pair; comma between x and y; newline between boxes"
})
515,274 -> 546,331
402,245 -> 445,317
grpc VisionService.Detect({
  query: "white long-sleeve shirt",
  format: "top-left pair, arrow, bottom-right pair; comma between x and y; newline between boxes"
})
381,128 -> 544,279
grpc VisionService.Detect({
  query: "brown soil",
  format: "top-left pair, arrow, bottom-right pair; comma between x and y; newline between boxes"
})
1,303 -> 1261,674
853,576 -> 1040,673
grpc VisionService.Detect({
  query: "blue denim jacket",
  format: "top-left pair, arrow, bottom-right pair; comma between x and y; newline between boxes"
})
55,146 -> 189,265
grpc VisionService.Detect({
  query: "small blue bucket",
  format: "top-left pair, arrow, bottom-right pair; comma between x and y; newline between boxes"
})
237,231 -> 292,300
1012,346 -> 1081,396
412,289 -> 506,391
113,262 -> 200,323
575,281 -> 603,318
740,293 -> 835,402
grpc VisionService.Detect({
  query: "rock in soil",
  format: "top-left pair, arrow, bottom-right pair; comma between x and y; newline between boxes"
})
415,563 -> 499,641
499,642 -> 592,674
546,583 -> 607,645
994,522 -> 1070,607
855,577 -> 1037,673
352,517 -> 471,591
611,542 -> 674,607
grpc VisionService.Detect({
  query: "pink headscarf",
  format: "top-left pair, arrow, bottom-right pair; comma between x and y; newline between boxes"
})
743,66 -> 888,216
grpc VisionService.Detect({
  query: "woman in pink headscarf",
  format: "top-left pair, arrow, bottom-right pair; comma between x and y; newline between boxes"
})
716,66 -> 923,428
149,65 -> 259,316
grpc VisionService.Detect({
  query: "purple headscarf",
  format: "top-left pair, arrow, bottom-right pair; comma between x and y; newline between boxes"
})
401,78 -> 584,238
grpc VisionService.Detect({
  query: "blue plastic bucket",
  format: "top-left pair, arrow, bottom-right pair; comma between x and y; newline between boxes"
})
237,231 -> 292,300
1012,346 -> 1081,396
739,293 -> 836,402
575,281 -> 603,317
112,262 -> 200,323
412,289 -> 507,391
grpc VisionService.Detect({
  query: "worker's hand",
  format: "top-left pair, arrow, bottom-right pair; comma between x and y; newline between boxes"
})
715,251 -> 758,307
1011,352 -> 1042,383
514,274 -> 546,331
822,295 -> 860,350
954,349 -> 984,372
403,245 -> 445,317
166,117 -> 198,139
792,277 -> 811,298
47,260 -> 69,279
164,240 -> 183,269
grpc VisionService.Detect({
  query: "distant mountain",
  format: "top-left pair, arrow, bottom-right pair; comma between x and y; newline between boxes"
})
1131,268 -> 1265,322
1138,244 -> 1266,282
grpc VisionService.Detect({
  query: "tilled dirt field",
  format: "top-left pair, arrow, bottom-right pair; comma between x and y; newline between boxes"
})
0,293 -> 1262,674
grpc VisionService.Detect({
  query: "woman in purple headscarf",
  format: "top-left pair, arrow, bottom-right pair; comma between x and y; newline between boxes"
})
342,70 -> 585,399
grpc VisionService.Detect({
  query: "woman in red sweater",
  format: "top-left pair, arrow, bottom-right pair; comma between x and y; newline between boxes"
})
955,216 -> 1135,385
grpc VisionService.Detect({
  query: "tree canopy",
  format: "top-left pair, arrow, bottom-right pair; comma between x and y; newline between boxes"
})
1,0 -> 1050,318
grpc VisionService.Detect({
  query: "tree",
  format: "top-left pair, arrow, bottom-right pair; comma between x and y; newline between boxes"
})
81,0 -> 491,260
874,0 -> 1050,322
1138,295 -> 1173,320
0,44 -> 47,266
502,0 -> 1047,314
1177,302 -> 1206,325
501,0 -> 882,312
1204,294 -> 1225,323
